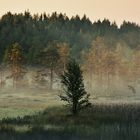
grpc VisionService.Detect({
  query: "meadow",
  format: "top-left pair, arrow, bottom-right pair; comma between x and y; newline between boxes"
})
0,88 -> 140,140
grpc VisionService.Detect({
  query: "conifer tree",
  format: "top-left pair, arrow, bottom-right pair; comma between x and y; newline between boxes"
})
60,60 -> 91,115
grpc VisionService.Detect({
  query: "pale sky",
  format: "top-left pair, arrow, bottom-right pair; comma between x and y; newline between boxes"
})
0,0 -> 140,25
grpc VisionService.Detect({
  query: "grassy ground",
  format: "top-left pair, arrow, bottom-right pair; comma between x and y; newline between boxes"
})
0,88 -> 140,140
0,88 -> 62,118
0,105 -> 140,140
0,89 -> 139,119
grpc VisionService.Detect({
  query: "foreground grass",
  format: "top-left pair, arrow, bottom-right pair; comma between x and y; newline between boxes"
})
0,104 -> 140,140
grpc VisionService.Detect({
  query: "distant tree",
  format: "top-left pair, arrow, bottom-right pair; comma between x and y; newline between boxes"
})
130,50 -> 140,86
104,49 -> 117,93
83,37 -> 107,91
57,42 -> 70,71
0,65 -> 5,88
4,42 -> 25,88
60,60 -> 91,115
38,43 -> 60,90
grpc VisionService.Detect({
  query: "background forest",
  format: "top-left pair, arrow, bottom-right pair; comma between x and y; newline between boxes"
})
0,11 -> 140,63
0,11 -> 139,96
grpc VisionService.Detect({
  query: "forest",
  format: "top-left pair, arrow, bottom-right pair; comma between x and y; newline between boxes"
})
0,11 -> 140,63
0,11 -> 140,140
0,11 -> 139,94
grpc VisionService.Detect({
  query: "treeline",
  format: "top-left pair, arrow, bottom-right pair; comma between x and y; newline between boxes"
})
0,11 -> 140,64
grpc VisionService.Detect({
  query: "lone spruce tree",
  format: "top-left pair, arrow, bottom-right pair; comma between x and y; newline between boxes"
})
60,59 -> 91,115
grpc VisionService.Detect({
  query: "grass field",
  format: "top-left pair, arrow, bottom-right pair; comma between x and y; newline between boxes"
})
0,88 -> 62,118
0,88 -> 140,140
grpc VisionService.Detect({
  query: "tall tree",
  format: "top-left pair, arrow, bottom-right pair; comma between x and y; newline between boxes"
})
5,42 -> 25,88
83,37 -> 108,92
38,43 -> 60,90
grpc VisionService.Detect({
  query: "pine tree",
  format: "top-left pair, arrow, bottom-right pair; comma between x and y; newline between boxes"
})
60,60 -> 91,115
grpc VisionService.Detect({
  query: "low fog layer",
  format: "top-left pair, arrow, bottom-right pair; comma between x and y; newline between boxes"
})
0,67 -> 140,104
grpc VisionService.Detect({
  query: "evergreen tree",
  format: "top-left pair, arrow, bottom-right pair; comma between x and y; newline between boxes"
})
60,60 -> 91,115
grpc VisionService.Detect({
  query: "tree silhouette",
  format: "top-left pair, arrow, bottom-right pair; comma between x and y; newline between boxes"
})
60,60 -> 91,115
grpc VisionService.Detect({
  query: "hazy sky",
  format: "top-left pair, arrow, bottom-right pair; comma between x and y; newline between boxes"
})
0,0 -> 140,25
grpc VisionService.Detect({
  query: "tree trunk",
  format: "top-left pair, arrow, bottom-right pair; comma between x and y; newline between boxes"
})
72,101 -> 78,115
50,68 -> 53,90
107,73 -> 110,95
0,71 -> 3,88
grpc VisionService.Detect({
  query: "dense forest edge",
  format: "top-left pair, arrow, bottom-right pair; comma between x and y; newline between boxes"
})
0,11 -> 140,64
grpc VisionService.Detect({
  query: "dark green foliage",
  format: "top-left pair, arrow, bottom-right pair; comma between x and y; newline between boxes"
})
38,42 -> 60,68
60,60 -> 91,115
0,12 -> 140,63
